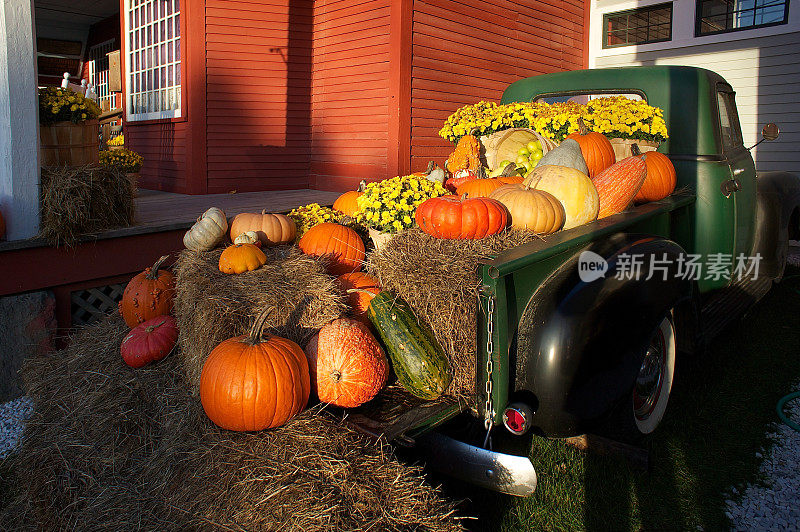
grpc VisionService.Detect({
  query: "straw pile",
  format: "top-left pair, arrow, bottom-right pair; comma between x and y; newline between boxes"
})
173,246 -> 347,390
0,315 -> 464,531
39,164 -> 136,247
368,228 -> 541,398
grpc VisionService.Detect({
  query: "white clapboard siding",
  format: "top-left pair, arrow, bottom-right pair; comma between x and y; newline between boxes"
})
594,31 -> 800,173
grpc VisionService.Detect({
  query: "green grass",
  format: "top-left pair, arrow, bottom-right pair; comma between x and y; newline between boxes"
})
448,267 -> 800,531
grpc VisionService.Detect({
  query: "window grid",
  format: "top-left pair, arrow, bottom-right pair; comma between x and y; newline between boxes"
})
125,0 -> 181,121
88,40 -> 115,110
603,3 -> 673,48
696,0 -> 789,36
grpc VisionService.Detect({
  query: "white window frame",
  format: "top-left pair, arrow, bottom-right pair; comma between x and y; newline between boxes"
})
123,0 -> 182,122
88,39 -> 116,111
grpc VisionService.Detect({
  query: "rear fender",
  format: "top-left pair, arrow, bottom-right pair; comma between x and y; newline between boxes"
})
514,235 -> 694,437
753,171 -> 800,279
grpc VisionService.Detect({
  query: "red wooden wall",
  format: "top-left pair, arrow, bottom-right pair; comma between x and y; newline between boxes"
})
309,0 -> 393,191
409,0 -> 587,169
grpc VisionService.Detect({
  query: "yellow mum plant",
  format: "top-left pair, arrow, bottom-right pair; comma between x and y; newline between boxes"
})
108,134 -> 125,146
288,203 -> 341,238
38,87 -> 101,125
355,174 -> 447,234
99,148 -> 143,173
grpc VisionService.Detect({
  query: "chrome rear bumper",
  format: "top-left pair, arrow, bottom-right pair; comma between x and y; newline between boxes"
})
415,432 -> 538,497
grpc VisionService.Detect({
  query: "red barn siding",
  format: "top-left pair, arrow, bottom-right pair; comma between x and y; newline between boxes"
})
409,0 -> 587,169
205,0 -> 314,193
310,0 -> 392,191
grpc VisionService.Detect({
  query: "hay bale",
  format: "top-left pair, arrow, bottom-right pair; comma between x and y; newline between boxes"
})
368,228 -> 541,398
1,315 -> 464,531
173,246 -> 348,390
39,165 -> 136,247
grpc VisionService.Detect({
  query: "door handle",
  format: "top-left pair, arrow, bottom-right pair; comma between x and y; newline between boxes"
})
721,178 -> 741,198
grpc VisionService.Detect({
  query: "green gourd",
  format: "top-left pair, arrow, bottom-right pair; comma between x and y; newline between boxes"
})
534,138 -> 589,176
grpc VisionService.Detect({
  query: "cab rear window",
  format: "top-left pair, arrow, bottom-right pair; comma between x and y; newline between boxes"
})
717,89 -> 744,152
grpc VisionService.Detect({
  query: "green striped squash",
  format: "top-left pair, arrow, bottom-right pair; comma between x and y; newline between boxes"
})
366,291 -> 452,400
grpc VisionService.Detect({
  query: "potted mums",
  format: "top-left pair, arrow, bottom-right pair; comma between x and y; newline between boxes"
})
99,148 -> 144,187
38,87 -> 102,167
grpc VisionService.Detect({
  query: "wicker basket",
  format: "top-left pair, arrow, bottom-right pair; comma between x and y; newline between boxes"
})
369,228 -> 394,251
608,138 -> 660,162
479,128 -> 557,170
40,120 -> 99,167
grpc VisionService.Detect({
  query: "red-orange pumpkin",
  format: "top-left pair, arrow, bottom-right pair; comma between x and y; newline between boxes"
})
566,117 -> 616,179
298,223 -> 365,276
592,148 -> 647,219
120,315 -> 178,368
333,180 -> 366,216
456,178 -> 504,198
305,318 -> 389,408
199,311 -> 310,431
634,151 -> 677,203
336,272 -> 381,325
445,168 -> 479,192
119,255 -> 175,327
415,195 -> 508,239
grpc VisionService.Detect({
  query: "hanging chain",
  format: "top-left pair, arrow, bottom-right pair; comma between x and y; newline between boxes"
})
483,294 -> 495,449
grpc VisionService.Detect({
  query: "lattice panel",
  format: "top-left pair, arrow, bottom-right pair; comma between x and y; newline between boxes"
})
71,284 -> 127,326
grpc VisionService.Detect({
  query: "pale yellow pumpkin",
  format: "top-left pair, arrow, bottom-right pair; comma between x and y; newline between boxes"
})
488,184 -> 565,234
229,211 -> 296,247
524,165 -> 599,230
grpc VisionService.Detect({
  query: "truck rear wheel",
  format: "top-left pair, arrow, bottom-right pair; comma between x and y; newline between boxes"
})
632,315 -> 676,434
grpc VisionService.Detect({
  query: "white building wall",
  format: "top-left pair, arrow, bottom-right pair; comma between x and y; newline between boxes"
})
589,0 -> 800,173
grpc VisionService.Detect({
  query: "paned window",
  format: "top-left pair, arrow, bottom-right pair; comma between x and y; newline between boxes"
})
88,40 -> 116,110
697,0 -> 790,36
604,3 -> 673,48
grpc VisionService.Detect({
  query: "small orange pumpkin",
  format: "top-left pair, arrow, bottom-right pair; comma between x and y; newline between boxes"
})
333,180 -> 366,216
456,178 -> 504,198
566,117 -> 616,179
218,243 -> 267,274
229,211 -> 296,247
336,272 -> 381,325
298,223 -> 365,276
200,310 -> 310,431
634,151 -> 677,203
305,318 -> 389,408
119,255 -> 175,327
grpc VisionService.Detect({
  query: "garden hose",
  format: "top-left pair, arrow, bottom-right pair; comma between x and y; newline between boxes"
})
776,392 -> 800,433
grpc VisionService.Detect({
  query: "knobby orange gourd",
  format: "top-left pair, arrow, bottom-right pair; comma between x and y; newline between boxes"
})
119,255 -> 175,327
592,145 -> 648,219
445,134 -> 481,174
415,194 -> 508,239
218,243 -> 267,274
305,317 -> 389,408
200,309 -> 310,431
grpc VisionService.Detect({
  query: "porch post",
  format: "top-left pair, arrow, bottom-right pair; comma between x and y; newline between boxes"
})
0,0 -> 39,240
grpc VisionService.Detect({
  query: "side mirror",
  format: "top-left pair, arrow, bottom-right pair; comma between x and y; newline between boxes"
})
762,123 -> 780,141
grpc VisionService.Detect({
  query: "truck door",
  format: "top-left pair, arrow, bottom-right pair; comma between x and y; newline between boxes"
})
716,85 -> 756,259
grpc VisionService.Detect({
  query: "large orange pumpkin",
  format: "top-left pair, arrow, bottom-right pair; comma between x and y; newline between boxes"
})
298,222 -> 365,276
415,195 -> 508,239
566,117 -> 615,179
333,180 -> 366,216
119,255 -> 175,327
336,272 -> 381,325
634,151 -> 677,203
456,178 -> 504,198
200,311 -> 310,431
592,148 -> 647,219
305,318 -> 388,408
498,174 -> 524,185
229,211 -> 296,247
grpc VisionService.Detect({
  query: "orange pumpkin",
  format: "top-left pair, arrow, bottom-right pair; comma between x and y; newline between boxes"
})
498,174 -> 524,185
218,243 -> 267,274
336,272 -> 381,325
333,180 -> 366,216
200,310 -> 310,431
566,117 -> 615,179
456,178 -> 504,198
634,151 -> 677,203
229,211 -> 296,247
305,318 -> 389,408
119,255 -> 175,327
592,147 -> 647,219
445,134 -> 482,174
298,223 -> 365,276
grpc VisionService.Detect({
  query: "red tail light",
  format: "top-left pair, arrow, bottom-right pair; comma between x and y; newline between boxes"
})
503,402 -> 533,435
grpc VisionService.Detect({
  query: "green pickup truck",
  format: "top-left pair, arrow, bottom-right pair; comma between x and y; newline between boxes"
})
354,66 -> 800,496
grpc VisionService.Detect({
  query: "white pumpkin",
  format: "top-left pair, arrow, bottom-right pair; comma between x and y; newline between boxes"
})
183,207 -> 228,251
233,231 -> 260,246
